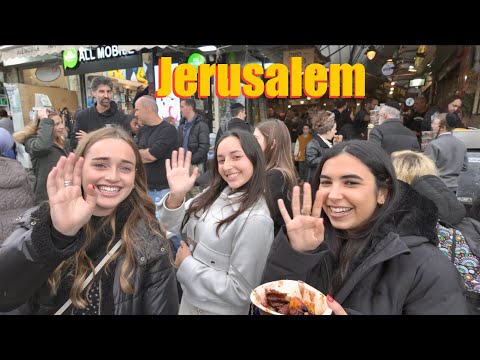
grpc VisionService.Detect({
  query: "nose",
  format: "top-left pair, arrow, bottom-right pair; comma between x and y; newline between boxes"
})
104,167 -> 120,182
223,158 -> 234,169
327,183 -> 343,201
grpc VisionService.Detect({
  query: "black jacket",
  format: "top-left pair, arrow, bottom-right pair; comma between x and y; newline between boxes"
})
177,114 -> 210,165
215,118 -> 252,145
0,206 -> 179,315
262,182 -> 468,314
70,102 -> 129,149
411,175 -> 466,226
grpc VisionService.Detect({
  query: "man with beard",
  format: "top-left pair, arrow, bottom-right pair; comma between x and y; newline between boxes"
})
70,76 -> 129,149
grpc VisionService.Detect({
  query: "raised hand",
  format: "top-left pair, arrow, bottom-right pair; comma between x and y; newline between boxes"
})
37,108 -> 49,119
46,153 -> 98,236
165,148 -> 199,207
75,130 -> 88,141
278,182 -> 325,252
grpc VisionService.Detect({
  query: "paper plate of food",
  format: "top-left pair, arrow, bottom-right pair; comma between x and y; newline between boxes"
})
250,280 -> 332,315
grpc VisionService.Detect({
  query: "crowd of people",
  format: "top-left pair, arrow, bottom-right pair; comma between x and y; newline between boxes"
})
0,76 -> 478,315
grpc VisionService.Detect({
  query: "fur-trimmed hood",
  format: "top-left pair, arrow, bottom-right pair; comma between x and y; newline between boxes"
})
411,175 -> 465,226
393,181 -> 439,246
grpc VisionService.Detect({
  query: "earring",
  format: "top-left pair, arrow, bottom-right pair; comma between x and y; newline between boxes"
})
132,185 -> 135,189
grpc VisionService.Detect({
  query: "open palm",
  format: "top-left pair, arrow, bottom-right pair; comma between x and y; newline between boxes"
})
165,148 -> 199,199
47,153 -> 97,236
278,183 -> 326,252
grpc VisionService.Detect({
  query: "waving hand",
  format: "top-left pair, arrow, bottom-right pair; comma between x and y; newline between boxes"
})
47,153 -> 98,236
278,182 -> 326,252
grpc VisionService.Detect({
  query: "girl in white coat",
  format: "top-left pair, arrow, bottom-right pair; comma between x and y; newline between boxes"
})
159,129 -> 274,315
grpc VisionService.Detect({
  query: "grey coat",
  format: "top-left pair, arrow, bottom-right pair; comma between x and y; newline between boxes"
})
368,118 -> 420,155
24,119 -> 69,204
424,133 -> 468,192
0,157 -> 34,243
159,187 -> 274,314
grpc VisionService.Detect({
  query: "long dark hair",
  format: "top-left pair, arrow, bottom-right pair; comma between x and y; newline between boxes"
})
186,129 -> 270,236
311,140 -> 399,294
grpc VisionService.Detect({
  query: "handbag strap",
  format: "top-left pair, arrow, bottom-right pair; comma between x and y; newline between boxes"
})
54,239 -> 123,315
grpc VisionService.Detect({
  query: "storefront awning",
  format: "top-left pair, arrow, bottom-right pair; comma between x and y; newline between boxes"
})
0,45 -> 168,63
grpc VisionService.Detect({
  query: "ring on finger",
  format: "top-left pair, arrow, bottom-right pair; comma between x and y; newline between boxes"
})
64,180 -> 73,187
301,209 -> 311,216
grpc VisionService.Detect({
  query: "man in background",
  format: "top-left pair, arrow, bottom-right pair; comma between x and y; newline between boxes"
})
70,76 -> 129,149
215,102 -> 252,145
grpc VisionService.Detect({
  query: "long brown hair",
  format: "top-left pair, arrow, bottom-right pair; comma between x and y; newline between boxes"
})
47,126 -> 171,308
186,130 -> 269,236
13,111 -> 65,148
255,120 -> 297,199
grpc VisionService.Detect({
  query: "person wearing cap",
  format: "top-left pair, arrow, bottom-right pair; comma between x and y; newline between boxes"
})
215,102 -> 252,145
368,101 -> 420,155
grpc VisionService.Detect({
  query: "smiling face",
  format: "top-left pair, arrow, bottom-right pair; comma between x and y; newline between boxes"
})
217,136 -> 254,190
82,138 -> 136,216
318,153 -> 387,231
51,115 -> 65,139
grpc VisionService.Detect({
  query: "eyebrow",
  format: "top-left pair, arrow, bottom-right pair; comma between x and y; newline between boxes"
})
91,157 -> 135,166
217,150 -> 243,158
320,174 -> 364,180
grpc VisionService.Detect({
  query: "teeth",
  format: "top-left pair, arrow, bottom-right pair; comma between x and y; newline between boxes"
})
330,207 -> 351,214
98,186 -> 120,193
227,173 -> 239,178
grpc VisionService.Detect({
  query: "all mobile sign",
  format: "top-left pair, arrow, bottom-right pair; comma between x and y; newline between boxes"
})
63,46 -> 141,76
63,45 -> 136,70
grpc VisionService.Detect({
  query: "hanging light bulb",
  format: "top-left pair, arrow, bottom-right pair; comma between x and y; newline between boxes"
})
366,45 -> 377,60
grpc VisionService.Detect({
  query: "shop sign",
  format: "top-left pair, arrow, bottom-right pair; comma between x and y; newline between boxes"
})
63,47 -> 142,76
63,46 -> 136,70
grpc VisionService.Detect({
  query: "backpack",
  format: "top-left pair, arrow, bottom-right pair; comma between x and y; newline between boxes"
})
436,221 -> 480,295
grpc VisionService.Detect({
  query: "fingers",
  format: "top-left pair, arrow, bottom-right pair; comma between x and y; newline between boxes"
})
302,182 -> 312,215
46,166 -> 58,200
314,217 -> 325,238
38,109 -> 49,119
291,186 -> 301,217
83,184 -> 98,208
327,294 -> 348,315
63,153 -> 76,182
184,150 -> 192,170
312,189 -> 327,218
171,150 -> 178,169
54,156 -> 67,190
165,159 -> 171,175
177,147 -> 185,169
72,156 -> 84,187
190,165 -> 199,180
278,199 -> 292,225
